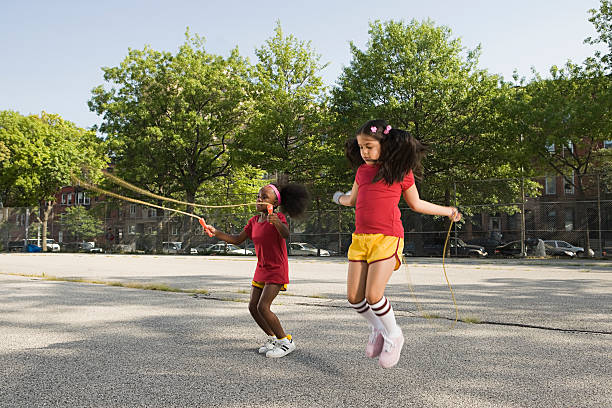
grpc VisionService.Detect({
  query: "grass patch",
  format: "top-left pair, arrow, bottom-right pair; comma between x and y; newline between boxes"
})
1,272 -> 208,295
235,289 -> 249,294
462,316 -> 482,324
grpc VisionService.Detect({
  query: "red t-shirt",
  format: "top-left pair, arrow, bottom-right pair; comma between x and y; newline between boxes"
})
243,212 -> 289,284
354,164 -> 415,238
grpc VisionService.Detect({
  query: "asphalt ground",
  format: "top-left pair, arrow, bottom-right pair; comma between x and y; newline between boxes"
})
0,253 -> 610,407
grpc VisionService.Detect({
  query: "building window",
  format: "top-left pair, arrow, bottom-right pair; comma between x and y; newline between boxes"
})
564,209 -> 574,231
147,208 -> 157,218
61,194 -> 66,205
58,231 -> 63,243
604,140 -> 612,149
564,173 -> 575,195
77,192 -> 84,205
129,204 -> 136,216
545,176 -> 556,195
489,216 -> 501,232
84,193 -> 90,205
128,225 -> 136,235
67,193 -> 73,205
171,224 -> 179,236
547,210 -> 556,231
546,143 -> 555,153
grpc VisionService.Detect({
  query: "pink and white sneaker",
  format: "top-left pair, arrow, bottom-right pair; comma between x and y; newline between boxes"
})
378,329 -> 405,368
365,329 -> 384,358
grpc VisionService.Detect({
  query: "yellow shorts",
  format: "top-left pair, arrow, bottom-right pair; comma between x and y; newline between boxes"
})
348,234 -> 404,271
252,281 -> 288,291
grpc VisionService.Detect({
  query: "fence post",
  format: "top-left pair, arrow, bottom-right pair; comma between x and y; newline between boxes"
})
338,205 -> 342,256
520,175 -> 526,257
453,181 -> 458,257
597,173 -> 603,257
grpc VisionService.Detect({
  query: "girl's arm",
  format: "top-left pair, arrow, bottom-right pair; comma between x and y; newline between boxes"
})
267,213 -> 289,239
337,180 -> 359,207
206,225 -> 249,245
403,184 -> 461,221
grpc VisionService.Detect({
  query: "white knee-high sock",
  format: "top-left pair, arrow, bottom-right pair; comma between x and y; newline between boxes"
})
369,296 -> 401,337
349,299 -> 384,331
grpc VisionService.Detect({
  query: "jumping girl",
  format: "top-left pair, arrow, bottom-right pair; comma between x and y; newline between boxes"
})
205,183 -> 308,358
332,119 -> 461,368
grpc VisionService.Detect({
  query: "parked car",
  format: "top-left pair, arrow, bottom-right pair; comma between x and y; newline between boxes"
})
543,242 -> 577,258
422,237 -> 487,258
162,241 -> 182,254
494,240 -> 536,257
465,237 -> 504,256
403,242 -> 416,257
288,242 -> 330,256
543,240 -> 584,256
192,244 -> 213,254
207,243 -> 254,255
80,241 -> 103,253
8,240 -> 25,252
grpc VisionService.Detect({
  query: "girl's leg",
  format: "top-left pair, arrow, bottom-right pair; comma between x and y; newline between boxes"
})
366,257 -> 405,368
365,256 -> 400,336
249,286 -> 274,336
257,283 -> 286,339
347,261 -> 384,331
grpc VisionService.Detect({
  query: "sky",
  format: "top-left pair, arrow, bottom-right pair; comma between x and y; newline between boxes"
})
0,0 -> 605,130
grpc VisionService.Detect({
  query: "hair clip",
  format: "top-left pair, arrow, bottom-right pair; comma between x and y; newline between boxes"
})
383,125 -> 391,135
370,126 -> 377,133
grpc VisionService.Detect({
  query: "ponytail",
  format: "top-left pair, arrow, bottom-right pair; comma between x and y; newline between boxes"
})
273,183 -> 309,218
376,127 -> 427,184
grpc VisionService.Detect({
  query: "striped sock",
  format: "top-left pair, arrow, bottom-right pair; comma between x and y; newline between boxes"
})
369,296 -> 401,337
349,299 -> 384,331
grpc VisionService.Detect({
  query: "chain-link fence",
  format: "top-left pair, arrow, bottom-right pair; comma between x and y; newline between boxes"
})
2,173 -> 611,258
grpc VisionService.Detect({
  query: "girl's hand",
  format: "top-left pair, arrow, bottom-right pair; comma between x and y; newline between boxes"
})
449,207 -> 462,222
267,213 -> 281,226
205,224 -> 217,236
332,191 -> 343,204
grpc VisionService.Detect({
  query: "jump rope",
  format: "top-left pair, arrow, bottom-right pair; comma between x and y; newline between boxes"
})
404,218 -> 458,329
73,171 -> 458,328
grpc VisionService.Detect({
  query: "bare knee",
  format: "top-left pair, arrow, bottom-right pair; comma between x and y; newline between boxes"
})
365,291 -> 383,305
347,292 -> 366,304
257,301 -> 270,316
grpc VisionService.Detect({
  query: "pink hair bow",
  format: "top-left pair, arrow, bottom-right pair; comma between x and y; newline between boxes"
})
383,125 -> 391,135
370,126 -> 377,133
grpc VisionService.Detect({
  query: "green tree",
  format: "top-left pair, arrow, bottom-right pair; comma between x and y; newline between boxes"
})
331,19 -> 521,210
0,111 -> 106,250
61,205 -> 104,242
585,0 -> 612,71
520,62 -> 612,193
89,31 -> 253,207
237,22 -> 335,185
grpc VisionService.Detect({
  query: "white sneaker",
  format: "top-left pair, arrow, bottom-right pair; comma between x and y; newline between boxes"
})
258,336 -> 276,354
266,337 -> 296,358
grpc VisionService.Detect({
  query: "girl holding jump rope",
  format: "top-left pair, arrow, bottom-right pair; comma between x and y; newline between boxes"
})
333,119 -> 461,368
204,183 -> 308,358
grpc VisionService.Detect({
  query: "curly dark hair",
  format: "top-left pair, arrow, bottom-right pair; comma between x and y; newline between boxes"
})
271,183 -> 309,218
345,119 -> 427,184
